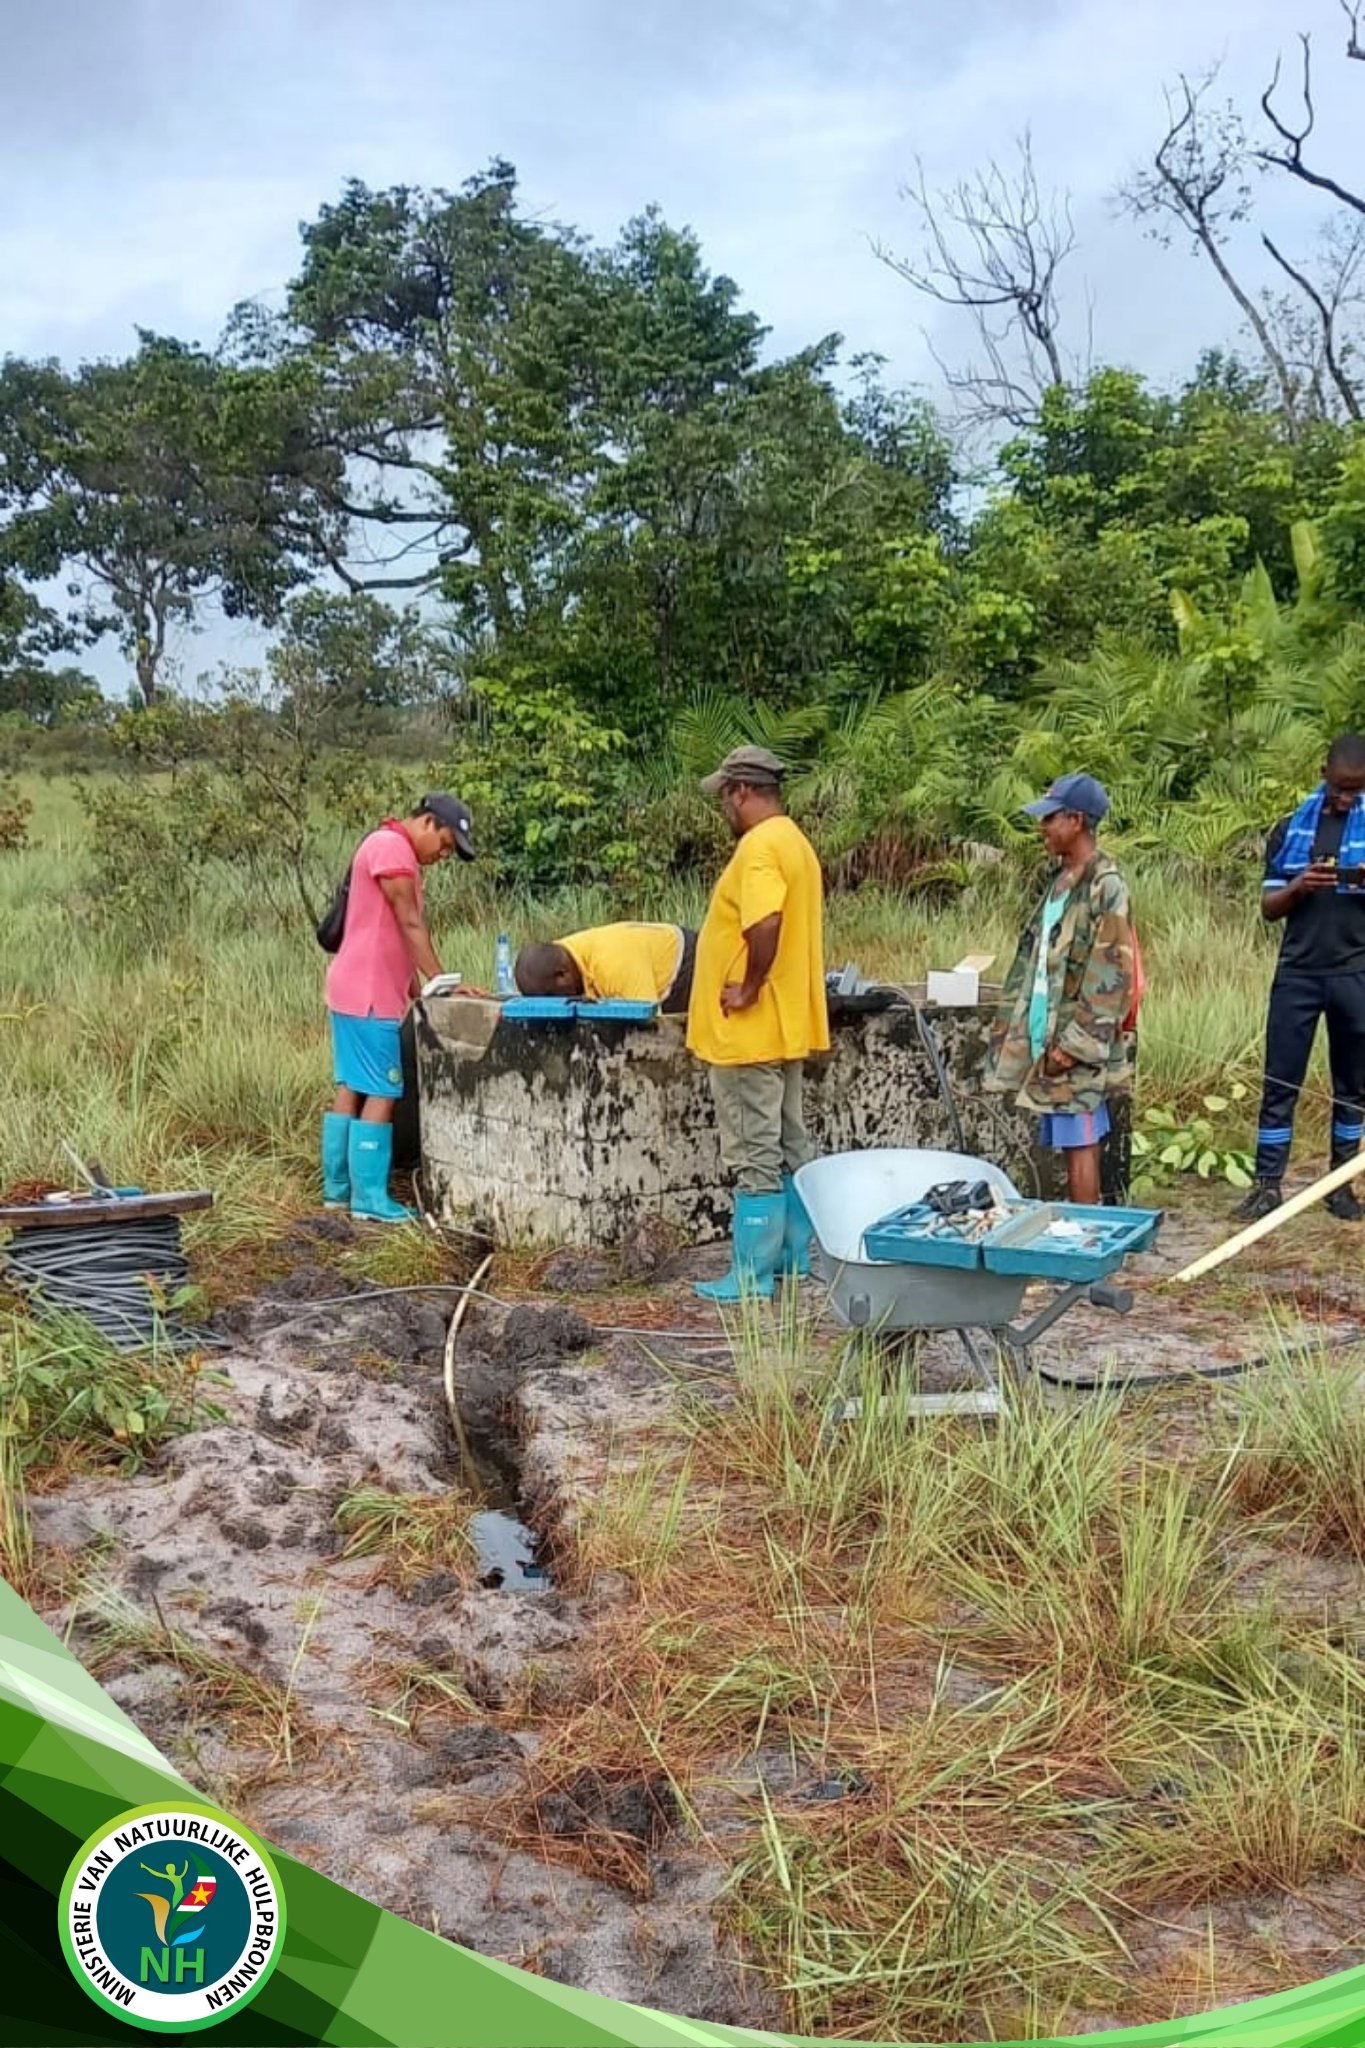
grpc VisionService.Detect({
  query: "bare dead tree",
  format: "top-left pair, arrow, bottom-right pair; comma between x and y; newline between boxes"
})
1121,73 -> 1301,424
876,134 -> 1078,430
1258,33 -> 1365,217
1261,223 -> 1364,418
1246,19 -> 1365,418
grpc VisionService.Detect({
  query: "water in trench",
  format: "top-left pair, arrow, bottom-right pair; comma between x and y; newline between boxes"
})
448,1388 -> 550,1591
468,1507 -> 549,1590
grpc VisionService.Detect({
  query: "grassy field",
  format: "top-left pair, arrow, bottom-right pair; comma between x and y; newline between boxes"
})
0,771 -> 1330,1258
7,770 -> 1365,2041
548,1313 -> 1365,2038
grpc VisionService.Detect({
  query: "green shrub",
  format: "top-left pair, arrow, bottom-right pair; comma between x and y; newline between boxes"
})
0,777 -> 32,852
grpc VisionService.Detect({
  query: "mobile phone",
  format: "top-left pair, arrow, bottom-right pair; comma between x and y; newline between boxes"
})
1338,866 -> 1365,888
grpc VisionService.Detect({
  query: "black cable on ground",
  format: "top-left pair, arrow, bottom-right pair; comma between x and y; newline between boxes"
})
1023,1323 -> 1365,1390
2,1216 -> 224,1353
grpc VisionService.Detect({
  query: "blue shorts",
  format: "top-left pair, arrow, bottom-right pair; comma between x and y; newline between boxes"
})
1038,1103 -> 1111,1151
330,1011 -> 405,1100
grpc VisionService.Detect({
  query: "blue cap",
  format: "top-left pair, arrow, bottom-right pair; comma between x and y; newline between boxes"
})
1023,773 -> 1110,824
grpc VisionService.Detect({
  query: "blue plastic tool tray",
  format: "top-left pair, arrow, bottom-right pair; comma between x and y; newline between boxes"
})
861,1202 -> 991,1271
501,996 -> 576,1021
578,998 -> 657,1022
500,996 -> 658,1023
980,1202 -> 1161,1282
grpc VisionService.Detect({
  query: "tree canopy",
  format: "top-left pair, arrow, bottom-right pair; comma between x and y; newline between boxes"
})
2,65 -> 1365,887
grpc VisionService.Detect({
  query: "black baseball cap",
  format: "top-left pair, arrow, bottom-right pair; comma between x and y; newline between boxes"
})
1023,773 -> 1110,825
419,792 -> 476,861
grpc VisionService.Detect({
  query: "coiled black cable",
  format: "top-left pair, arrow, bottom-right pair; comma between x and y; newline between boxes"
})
2,1216 -> 216,1351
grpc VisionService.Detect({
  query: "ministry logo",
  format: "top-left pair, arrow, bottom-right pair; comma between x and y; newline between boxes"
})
58,1803 -> 285,2032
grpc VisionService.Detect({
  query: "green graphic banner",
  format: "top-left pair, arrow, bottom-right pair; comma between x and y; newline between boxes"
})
3,1573 -> 1365,2046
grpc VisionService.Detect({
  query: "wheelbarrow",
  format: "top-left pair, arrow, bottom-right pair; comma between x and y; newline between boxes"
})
794,1148 -> 1161,1420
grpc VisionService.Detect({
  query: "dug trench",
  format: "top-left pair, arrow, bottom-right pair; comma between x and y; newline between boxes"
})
25,1236 -> 774,2029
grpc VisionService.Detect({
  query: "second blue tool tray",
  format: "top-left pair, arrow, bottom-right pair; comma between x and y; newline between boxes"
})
863,1198 -> 1161,1282
979,1202 -> 1161,1281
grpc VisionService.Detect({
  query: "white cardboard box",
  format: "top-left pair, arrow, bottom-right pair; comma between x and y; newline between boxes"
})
926,953 -> 995,1008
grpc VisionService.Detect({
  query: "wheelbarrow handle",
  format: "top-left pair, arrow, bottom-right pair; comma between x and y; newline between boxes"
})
1089,1280 -> 1133,1314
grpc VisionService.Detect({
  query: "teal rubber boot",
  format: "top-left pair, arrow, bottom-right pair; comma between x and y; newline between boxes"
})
322,1113 -> 353,1209
780,1170 -> 814,1279
349,1121 -> 417,1224
695,1191 -> 786,1303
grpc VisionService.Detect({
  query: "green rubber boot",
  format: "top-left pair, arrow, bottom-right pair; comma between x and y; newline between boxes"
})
322,1112 -> 353,1209
349,1121 -> 416,1225
780,1170 -> 814,1279
695,1191 -> 786,1302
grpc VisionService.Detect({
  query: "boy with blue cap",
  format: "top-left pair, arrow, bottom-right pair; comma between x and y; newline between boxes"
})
984,774 -> 1135,1205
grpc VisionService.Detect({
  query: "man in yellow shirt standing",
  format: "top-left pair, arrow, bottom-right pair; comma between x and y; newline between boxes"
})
687,746 -> 829,1301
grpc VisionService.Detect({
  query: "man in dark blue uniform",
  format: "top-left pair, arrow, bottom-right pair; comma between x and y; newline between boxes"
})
1240,733 -> 1365,1220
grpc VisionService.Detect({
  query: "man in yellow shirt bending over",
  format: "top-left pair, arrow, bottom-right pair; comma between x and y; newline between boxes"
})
687,745 -> 829,1302
514,923 -> 696,1014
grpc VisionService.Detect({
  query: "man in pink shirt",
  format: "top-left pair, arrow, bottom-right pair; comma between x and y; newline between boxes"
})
323,794 -> 475,1222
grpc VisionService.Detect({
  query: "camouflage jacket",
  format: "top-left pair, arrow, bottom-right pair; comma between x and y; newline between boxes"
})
983,851 -> 1135,1114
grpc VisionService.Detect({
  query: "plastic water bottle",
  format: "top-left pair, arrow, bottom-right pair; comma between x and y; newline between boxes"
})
495,932 -> 514,996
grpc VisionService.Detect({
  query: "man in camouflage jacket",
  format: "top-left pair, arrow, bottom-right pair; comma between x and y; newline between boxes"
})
984,774 -> 1135,1205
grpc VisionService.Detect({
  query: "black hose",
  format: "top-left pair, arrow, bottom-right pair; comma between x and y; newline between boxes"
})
1023,1323 -> 1365,1390
908,997 -> 968,1153
2,1217 -> 222,1352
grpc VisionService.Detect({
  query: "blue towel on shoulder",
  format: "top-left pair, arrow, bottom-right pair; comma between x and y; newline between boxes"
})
1272,785 -> 1365,888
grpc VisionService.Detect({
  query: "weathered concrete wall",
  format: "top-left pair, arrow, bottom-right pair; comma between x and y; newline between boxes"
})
415,993 -> 1133,1248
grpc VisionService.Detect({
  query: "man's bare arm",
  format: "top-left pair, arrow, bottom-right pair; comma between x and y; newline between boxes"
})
378,873 -> 442,986
721,913 -> 782,1014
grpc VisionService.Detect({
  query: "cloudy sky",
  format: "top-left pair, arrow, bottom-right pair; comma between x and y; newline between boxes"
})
1,0 -> 1359,681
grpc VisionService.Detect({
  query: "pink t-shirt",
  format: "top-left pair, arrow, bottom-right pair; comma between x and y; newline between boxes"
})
325,823 -> 422,1021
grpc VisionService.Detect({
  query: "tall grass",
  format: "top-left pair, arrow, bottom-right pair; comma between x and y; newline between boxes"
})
1224,1336 -> 1365,1555
549,1307 -> 1365,2040
0,1419 -> 34,1595
332,1482 -> 477,1588
0,779 -> 1319,1270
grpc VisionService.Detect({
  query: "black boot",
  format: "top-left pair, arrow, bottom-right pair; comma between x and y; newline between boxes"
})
1235,1180 -> 1282,1222
1328,1142 -> 1364,1220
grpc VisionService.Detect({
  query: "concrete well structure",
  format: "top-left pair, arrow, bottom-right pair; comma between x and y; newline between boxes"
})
414,993 -> 1133,1249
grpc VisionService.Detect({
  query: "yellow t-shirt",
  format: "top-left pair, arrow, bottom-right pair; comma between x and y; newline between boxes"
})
687,814 -> 829,1067
560,923 -> 684,1004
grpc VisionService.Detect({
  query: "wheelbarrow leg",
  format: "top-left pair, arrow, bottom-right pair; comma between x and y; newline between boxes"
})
828,1331 -> 1008,1426
940,1327 -> 1008,1417
997,1279 -> 1135,1393
829,1330 -> 924,1425
957,1327 -> 996,1386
